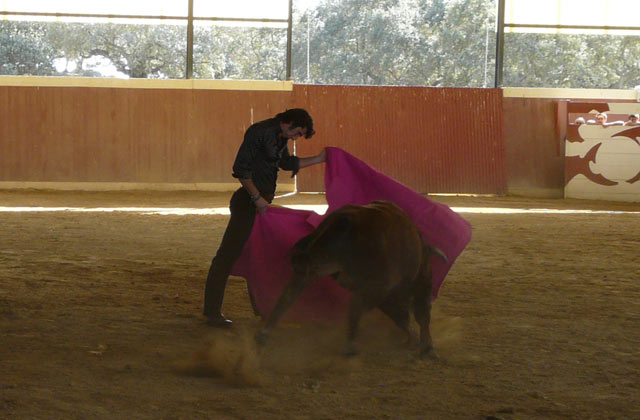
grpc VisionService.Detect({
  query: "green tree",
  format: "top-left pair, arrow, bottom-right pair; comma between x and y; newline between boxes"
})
0,22 -> 56,75
504,33 -> 640,89
410,0 -> 495,86
46,22 -> 186,78
295,0 -> 418,85
291,0 -> 496,87
1,1 -> 639,88
582,35 -> 640,89
194,26 -> 286,80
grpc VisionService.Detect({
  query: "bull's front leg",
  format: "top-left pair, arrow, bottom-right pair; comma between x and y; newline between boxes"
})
255,274 -> 313,345
413,273 -> 435,358
345,295 -> 371,357
414,298 -> 434,358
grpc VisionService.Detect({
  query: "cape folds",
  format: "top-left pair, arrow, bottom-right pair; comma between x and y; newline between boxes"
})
231,147 -> 472,322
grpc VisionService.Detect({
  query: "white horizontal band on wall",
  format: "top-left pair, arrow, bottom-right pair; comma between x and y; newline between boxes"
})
0,76 -> 294,91
0,182 -> 296,192
503,87 -> 637,100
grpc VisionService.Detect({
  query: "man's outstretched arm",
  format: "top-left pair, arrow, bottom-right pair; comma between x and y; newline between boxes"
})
298,148 -> 326,169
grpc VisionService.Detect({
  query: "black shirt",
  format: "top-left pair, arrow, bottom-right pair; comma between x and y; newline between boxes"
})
232,117 -> 300,198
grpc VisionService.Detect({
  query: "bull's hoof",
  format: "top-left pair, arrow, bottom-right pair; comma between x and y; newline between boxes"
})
345,344 -> 359,357
419,346 -> 438,360
254,329 -> 270,346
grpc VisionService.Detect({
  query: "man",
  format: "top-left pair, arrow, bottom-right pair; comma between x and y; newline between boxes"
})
203,108 -> 326,327
587,112 -> 623,127
624,114 -> 640,126
586,112 -> 608,125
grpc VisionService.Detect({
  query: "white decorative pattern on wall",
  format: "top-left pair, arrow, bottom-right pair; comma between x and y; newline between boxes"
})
565,102 -> 640,202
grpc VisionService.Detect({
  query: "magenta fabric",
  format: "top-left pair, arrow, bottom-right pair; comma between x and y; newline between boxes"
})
231,147 -> 472,323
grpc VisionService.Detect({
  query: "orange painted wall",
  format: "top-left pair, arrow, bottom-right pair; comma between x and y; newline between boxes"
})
0,85 -> 292,184
1,83 -> 510,194
293,85 -> 507,194
503,97 -> 566,197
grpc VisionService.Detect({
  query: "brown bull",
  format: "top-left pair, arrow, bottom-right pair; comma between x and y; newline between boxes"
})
255,200 -> 446,357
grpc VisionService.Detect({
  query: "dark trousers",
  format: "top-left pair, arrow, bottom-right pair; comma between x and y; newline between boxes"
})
203,188 -> 260,317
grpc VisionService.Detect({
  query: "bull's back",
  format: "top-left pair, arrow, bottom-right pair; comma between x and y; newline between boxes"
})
296,201 -> 424,286
349,201 -> 423,266
304,201 -> 422,249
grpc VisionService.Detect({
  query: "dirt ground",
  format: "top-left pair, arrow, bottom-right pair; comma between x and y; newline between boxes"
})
1,190 -> 638,420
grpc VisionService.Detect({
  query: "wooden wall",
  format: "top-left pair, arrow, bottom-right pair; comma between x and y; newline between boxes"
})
502,91 -> 639,199
0,83 -> 293,189
293,85 -> 507,194
503,97 -> 566,198
0,80 -> 508,195
8,81 -> 631,197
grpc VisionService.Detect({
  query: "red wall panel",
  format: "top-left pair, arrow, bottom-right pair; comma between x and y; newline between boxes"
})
503,97 -> 565,197
0,84 -> 507,194
0,86 -> 292,184
292,85 -> 506,194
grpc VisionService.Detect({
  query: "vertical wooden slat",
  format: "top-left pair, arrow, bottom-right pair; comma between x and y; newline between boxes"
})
503,97 -> 564,197
293,85 -> 506,194
0,86 -> 292,186
0,84 -> 525,195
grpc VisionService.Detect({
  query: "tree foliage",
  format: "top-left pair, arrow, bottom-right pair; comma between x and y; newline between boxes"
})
0,0 -> 639,89
45,22 -> 186,78
194,26 -> 286,80
504,33 -> 640,88
291,0 -> 497,86
0,22 -> 56,75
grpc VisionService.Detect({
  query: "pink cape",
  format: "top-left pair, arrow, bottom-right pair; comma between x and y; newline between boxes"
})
231,147 -> 472,323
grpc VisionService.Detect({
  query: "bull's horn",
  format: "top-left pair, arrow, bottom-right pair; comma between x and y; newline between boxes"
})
430,246 -> 448,263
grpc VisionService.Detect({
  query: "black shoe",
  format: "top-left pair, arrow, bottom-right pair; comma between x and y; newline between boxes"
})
205,313 -> 233,328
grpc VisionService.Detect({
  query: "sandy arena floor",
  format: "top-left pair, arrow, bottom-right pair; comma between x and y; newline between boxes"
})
0,190 -> 639,420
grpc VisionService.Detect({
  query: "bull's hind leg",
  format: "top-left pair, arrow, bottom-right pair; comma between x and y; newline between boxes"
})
413,271 -> 435,358
346,295 -> 376,357
377,286 -> 414,344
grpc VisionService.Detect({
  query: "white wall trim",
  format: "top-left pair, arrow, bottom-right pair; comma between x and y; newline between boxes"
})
0,182 -> 296,192
0,76 -> 294,91
503,87 -> 638,100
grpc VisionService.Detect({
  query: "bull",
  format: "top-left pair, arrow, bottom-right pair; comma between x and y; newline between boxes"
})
255,200 -> 446,358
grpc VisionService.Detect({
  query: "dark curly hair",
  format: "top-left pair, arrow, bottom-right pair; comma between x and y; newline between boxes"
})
276,108 -> 315,139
